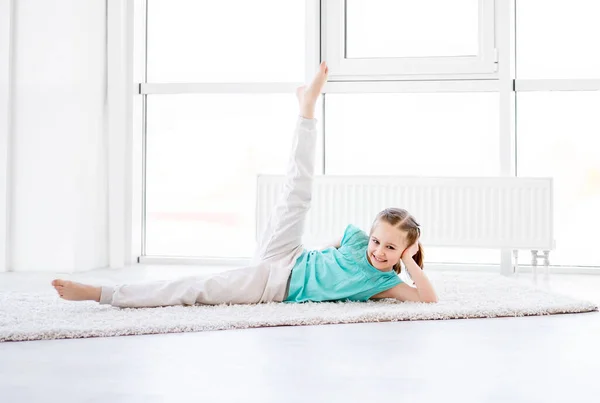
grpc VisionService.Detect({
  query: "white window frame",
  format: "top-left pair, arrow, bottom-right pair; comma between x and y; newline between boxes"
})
323,0 -> 498,81
106,0 -> 135,269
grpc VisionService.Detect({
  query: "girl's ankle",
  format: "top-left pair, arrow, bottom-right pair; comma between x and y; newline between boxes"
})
300,106 -> 315,119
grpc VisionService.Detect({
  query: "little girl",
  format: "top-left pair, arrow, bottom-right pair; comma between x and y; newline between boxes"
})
52,62 -> 438,306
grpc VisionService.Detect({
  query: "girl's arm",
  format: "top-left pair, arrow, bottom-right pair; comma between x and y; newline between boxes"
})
402,256 -> 438,302
371,257 -> 438,303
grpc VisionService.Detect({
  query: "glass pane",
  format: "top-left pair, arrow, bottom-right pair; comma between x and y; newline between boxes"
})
346,0 -> 479,58
517,91 -> 600,268
147,0 -> 305,82
325,93 -> 499,176
324,92 -> 500,265
146,94 -> 323,258
517,0 -> 600,79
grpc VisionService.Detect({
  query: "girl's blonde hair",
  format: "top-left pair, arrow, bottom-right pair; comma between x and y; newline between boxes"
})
369,207 -> 424,274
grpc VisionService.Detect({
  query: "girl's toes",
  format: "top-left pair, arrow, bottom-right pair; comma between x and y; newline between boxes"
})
52,279 -> 67,287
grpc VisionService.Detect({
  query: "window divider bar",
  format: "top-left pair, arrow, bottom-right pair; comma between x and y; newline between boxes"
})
139,79 -> 600,95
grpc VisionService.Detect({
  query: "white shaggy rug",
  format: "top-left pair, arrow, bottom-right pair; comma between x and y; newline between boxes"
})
0,271 -> 597,342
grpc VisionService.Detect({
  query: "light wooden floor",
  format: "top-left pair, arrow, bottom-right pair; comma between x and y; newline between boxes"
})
1,265 -> 599,403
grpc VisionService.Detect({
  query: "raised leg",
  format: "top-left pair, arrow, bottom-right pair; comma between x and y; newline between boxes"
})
252,117 -> 318,264
252,62 -> 328,265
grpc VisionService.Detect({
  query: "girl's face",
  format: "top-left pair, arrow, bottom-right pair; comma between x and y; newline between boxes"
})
367,221 -> 407,271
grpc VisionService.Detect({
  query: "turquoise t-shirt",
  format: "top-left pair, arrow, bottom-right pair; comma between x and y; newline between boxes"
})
284,224 -> 403,303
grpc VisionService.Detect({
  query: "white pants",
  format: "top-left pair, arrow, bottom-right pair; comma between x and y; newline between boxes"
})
100,116 -> 318,307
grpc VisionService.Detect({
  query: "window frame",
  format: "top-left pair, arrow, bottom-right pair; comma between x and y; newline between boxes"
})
323,0 -> 498,81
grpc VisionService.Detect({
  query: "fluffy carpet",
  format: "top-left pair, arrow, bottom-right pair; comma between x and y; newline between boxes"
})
0,271 -> 597,342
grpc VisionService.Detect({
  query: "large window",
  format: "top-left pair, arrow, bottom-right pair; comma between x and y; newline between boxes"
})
141,1 -> 600,269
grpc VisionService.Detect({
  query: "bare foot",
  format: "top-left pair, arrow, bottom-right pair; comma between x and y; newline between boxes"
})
51,279 -> 101,302
297,61 -> 329,119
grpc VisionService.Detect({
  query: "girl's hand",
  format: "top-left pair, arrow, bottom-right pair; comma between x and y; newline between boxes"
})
401,240 -> 419,261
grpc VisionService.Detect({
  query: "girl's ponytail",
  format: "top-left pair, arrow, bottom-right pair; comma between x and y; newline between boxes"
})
413,241 -> 424,270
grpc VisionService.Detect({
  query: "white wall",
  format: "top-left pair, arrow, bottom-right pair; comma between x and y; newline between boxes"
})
6,0 -> 108,272
0,0 -> 13,273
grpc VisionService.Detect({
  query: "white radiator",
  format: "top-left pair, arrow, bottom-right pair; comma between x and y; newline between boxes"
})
256,175 -> 555,251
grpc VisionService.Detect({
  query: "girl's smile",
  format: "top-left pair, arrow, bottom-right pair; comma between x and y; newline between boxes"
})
372,254 -> 387,263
